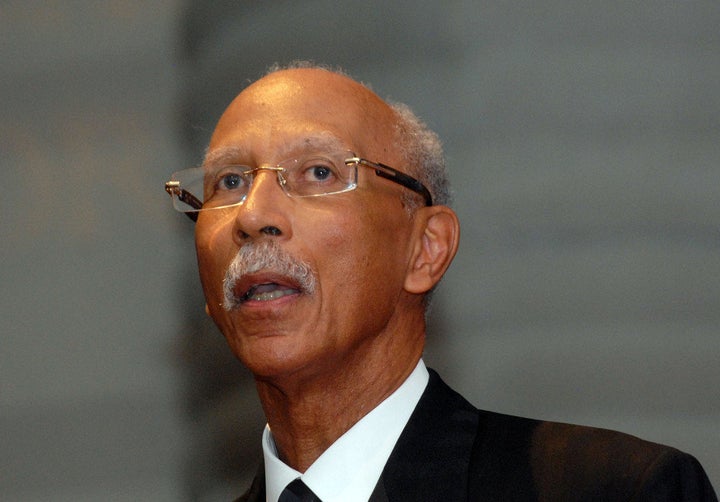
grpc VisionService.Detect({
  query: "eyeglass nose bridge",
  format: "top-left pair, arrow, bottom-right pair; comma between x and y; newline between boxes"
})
246,165 -> 290,194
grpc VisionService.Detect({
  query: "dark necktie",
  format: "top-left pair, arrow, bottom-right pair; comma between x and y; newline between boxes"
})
278,478 -> 322,502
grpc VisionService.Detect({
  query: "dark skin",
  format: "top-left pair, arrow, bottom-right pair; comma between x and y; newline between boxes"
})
194,68 -> 460,471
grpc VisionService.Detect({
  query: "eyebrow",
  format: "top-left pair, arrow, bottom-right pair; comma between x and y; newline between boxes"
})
201,134 -> 351,168
202,146 -> 248,168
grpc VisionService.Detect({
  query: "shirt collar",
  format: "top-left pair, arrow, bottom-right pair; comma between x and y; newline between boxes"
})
263,359 -> 429,502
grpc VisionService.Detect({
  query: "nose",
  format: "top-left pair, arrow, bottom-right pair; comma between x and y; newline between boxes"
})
231,168 -> 292,244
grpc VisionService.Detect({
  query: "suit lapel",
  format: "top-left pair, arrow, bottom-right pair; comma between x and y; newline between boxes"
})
233,464 -> 265,502
374,369 -> 479,501
368,473 -> 390,502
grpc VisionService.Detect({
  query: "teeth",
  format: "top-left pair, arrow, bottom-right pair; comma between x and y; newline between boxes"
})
250,289 -> 295,301
243,285 -> 297,302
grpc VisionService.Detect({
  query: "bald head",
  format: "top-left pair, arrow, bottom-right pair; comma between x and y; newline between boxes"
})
208,68 -> 399,166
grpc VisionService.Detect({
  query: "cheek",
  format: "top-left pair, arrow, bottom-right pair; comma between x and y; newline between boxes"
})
311,207 -> 381,266
195,220 -> 235,303
313,203 -> 410,293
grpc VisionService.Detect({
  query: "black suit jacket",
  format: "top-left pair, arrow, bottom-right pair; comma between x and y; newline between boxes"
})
237,369 -> 717,501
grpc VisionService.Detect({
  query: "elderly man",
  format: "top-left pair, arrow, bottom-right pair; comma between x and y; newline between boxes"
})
166,64 -> 716,501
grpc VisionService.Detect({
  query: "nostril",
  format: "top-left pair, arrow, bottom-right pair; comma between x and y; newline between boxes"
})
260,226 -> 282,236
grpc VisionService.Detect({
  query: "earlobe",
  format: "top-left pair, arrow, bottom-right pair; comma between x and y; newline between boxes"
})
404,206 -> 460,294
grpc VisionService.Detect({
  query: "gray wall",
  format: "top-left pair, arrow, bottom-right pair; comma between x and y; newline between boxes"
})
1,2 -> 188,500
2,1 -> 718,500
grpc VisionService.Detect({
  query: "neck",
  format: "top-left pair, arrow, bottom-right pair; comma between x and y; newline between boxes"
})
256,323 -> 425,472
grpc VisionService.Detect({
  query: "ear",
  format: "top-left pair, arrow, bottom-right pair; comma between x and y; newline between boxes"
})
404,205 -> 460,294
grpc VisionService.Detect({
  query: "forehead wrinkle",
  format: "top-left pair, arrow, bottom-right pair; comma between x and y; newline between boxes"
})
296,133 -> 350,155
202,133 -> 353,170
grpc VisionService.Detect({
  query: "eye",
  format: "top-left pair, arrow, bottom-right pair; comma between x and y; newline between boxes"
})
300,159 -> 338,183
219,173 -> 242,189
308,165 -> 332,181
214,167 -> 248,191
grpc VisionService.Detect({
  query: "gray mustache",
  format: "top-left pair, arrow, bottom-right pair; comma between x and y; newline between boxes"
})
223,241 -> 316,310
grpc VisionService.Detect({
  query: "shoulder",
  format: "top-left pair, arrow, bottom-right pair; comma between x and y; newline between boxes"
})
423,370 -> 714,500
470,410 -> 717,500
528,419 -> 692,498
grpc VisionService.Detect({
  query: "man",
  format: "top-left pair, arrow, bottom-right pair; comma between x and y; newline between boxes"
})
166,64 -> 717,501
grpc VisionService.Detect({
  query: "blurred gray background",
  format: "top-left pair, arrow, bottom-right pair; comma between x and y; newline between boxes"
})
2,1 -> 718,500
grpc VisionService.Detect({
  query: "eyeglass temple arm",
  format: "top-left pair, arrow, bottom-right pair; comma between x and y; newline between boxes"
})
165,181 -> 200,222
360,159 -> 433,206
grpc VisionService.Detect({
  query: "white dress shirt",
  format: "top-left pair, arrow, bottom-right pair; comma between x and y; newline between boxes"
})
262,359 -> 429,502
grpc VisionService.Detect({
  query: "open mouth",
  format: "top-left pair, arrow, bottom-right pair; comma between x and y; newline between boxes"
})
241,282 -> 300,303
222,245 -> 317,311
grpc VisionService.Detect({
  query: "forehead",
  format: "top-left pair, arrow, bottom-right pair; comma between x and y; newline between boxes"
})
203,133 -> 348,168
205,69 -> 398,165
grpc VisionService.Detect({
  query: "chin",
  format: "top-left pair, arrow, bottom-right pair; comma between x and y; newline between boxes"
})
225,331 -> 313,379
